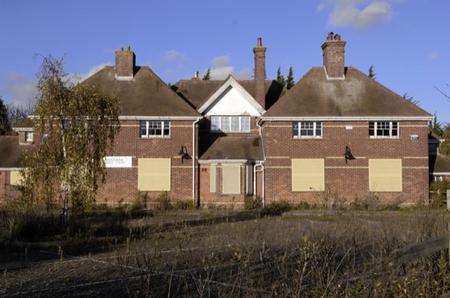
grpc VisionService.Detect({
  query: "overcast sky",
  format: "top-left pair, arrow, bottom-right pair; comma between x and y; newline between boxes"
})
0,0 -> 449,122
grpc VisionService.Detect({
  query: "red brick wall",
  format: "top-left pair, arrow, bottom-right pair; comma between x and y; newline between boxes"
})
198,163 -> 247,209
262,120 -> 429,206
97,119 -> 196,206
0,171 -> 6,201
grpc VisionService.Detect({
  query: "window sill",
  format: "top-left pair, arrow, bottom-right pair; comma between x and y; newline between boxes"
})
140,136 -> 171,139
293,136 -> 323,139
211,131 -> 251,134
369,136 -> 400,140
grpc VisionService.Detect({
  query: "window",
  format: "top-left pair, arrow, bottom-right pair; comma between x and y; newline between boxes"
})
210,164 -> 217,193
222,164 -> 241,194
25,131 -> 33,142
293,121 -> 322,138
10,170 -> 23,186
291,159 -> 325,191
369,121 -> 398,138
138,158 -> 171,191
245,164 -> 254,195
140,120 -> 170,138
210,116 -> 250,133
369,159 -> 402,192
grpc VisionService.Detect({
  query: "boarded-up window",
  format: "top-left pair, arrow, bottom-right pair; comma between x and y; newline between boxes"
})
138,158 -> 171,191
246,164 -> 253,195
291,159 -> 325,191
369,159 -> 402,192
210,164 -> 216,193
10,170 -> 23,186
222,164 -> 241,194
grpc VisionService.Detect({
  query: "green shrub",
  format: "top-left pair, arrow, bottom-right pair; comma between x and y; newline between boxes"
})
244,196 -> 262,210
155,192 -> 172,211
261,201 -> 292,216
430,180 -> 450,208
173,200 -> 194,210
295,201 -> 311,210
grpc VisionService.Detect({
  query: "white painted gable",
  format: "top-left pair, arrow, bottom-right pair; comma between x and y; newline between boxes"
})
198,76 -> 265,116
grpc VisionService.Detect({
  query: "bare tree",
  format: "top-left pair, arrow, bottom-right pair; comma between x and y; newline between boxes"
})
7,102 -> 35,127
435,84 -> 450,102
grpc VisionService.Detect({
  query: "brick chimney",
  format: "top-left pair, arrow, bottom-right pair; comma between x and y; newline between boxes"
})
321,32 -> 346,79
115,46 -> 135,80
253,37 -> 266,109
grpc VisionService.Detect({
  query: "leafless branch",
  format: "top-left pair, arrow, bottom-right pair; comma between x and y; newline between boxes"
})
435,85 -> 450,102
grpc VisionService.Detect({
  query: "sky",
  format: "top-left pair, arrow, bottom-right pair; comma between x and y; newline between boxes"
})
0,0 -> 449,123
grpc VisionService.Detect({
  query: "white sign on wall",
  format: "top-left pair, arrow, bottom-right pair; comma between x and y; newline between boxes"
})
104,156 -> 133,168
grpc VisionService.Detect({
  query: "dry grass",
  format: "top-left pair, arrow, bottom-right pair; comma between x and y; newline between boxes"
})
1,209 -> 450,296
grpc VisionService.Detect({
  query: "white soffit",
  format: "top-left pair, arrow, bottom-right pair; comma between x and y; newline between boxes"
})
198,75 -> 265,116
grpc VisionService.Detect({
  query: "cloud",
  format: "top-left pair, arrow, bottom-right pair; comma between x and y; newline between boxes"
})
67,62 -> 111,84
163,50 -> 187,69
320,0 -> 392,29
2,62 -> 112,107
3,74 -> 38,107
209,56 -> 234,80
208,55 -> 250,80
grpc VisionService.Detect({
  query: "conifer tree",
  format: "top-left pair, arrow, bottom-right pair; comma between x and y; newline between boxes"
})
276,67 -> 285,87
0,96 -> 10,135
286,67 -> 295,89
202,68 -> 211,80
368,65 -> 376,79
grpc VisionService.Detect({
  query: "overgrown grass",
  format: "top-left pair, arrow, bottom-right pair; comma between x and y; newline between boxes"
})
1,198 -> 450,296
2,209 -> 449,296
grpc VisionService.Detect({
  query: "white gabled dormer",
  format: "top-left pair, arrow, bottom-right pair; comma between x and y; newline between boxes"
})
198,75 -> 265,117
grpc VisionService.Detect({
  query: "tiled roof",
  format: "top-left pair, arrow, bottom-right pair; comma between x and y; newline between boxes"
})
199,135 -> 263,161
430,154 -> 450,174
81,66 -> 199,117
264,67 -> 432,118
0,136 -> 28,168
174,79 -> 284,110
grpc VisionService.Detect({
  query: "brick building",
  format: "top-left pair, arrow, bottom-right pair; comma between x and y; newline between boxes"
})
0,33 -> 436,207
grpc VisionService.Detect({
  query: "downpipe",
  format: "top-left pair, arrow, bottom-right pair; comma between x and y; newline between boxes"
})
255,118 -> 266,207
192,117 -> 201,206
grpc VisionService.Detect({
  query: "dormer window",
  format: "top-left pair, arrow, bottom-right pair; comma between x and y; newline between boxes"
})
369,121 -> 399,138
210,116 -> 250,133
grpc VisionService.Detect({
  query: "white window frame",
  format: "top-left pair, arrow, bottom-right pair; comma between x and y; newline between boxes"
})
369,121 -> 399,139
25,131 -> 34,142
293,121 -> 323,139
140,120 -> 171,138
210,116 -> 250,133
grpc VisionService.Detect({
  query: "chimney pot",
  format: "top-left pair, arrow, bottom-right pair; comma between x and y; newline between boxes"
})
256,37 -> 263,47
322,32 -> 346,79
115,47 -> 136,79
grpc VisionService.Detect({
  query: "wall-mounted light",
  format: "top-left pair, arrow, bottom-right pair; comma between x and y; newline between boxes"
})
178,146 -> 191,163
344,146 -> 355,164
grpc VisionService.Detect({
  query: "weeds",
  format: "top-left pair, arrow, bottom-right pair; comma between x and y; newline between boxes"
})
243,196 -> 262,210
261,201 -> 292,216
